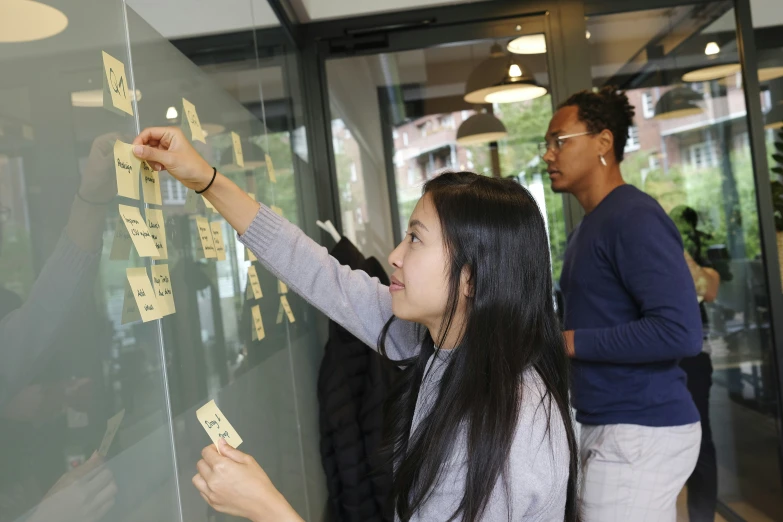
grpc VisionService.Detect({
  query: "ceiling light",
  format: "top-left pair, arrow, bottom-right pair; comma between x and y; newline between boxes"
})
71,89 -> 142,107
456,113 -> 508,145
585,30 -> 591,40
166,106 -> 178,119
0,1 -> 68,43
465,44 -> 547,104
765,102 -> 783,130
682,63 -> 741,82
704,42 -> 720,56
507,34 -> 546,55
653,87 -> 704,120
201,123 -> 225,136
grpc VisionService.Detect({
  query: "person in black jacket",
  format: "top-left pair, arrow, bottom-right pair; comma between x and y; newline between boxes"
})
318,236 -> 399,522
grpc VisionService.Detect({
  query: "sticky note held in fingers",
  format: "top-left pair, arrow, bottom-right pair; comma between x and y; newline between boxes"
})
196,216 -> 217,258
119,204 -> 159,257
231,132 -> 244,168
151,264 -> 176,316
141,161 -> 162,206
145,208 -> 168,260
113,140 -> 140,200
196,400 -> 242,453
102,51 -> 134,116
126,267 -> 162,322
251,305 -> 265,341
210,222 -> 227,261
182,98 -> 206,143
98,409 -> 125,458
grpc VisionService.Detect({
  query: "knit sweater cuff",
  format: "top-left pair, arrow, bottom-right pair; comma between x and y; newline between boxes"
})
237,204 -> 284,259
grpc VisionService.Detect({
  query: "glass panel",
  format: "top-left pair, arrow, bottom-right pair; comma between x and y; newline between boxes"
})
124,1 -> 326,520
588,3 -> 782,519
326,25 -> 567,280
0,1 -> 180,520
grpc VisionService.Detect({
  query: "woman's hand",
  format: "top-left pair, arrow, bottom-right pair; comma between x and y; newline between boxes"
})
132,127 -> 213,192
192,439 -> 303,522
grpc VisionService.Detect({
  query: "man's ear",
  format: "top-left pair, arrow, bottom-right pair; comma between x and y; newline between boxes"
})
597,129 -> 615,160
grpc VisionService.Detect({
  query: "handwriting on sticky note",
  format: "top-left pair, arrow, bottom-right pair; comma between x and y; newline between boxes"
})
126,267 -> 162,322
280,295 -> 295,323
119,205 -> 159,257
248,265 -> 263,299
231,132 -> 244,168
98,409 -> 125,458
251,305 -> 265,341
121,279 -> 141,324
113,140 -> 140,200
151,264 -> 176,316
265,154 -> 277,183
145,208 -> 168,260
278,280 -> 288,294
141,161 -> 162,206
102,51 -> 134,116
210,222 -> 227,261
182,98 -> 206,143
196,400 -> 243,453
195,216 -> 217,258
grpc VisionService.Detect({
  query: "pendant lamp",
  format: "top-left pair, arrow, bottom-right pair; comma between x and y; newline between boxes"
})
653,87 -> 704,120
456,112 -> 507,145
464,44 -> 546,104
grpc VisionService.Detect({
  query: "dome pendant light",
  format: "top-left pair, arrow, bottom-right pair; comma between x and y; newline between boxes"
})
653,87 -> 704,120
464,44 -> 546,104
0,1 -> 68,43
456,112 -> 508,145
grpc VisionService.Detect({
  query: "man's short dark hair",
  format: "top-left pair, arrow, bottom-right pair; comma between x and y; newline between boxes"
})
560,86 -> 636,162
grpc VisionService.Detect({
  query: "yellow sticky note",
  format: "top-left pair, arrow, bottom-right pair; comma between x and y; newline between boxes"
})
145,208 -> 168,260
141,161 -> 162,206
151,264 -> 176,316
210,222 -> 227,261
121,279 -> 142,324
248,265 -> 263,299
98,409 -> 125,458
231,132 -> 244,168
196,400 -> 243,453
280,295 -> 295,323
113,140 -> 140,200
126,267 -> 162,322
202,196 -> 215,212
270,205 -> 283,217
276,302 -> 284,324
182,98 -> 206,143
265,154 -> 277,183
246,248 -> 257,262
247,192 -> 256,201
110,221 -> 133,260
195,216 -> 217,258
102,51 -> 134,116
251,305 -> 265,341
278,280 -> 288,294
118,204 -> 159,257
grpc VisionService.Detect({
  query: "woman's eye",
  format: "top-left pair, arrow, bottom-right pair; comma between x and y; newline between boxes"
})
408,232 -> 420,243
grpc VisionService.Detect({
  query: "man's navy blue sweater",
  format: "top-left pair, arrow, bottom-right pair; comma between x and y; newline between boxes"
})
560,184 -> 703,427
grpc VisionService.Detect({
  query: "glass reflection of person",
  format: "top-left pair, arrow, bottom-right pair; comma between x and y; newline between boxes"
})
0,134 -> 119,522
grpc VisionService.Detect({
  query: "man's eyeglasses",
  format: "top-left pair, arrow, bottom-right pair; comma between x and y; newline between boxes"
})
538,131 -> 593,157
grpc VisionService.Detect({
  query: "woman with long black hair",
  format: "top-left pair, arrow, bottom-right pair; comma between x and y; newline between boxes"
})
133,126 -> 579,522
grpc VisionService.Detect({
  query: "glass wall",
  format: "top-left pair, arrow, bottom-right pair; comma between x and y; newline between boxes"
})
0,1 -> 326,521
325,20 -> 567,280
587,3 -> 782,520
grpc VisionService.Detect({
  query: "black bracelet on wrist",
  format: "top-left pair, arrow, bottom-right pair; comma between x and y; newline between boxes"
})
76,190 -> 113,205
196,167 -> 217,194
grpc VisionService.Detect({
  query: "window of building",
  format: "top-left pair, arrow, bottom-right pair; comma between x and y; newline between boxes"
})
648,154 -> 660,171
403,132 -> 409,146
689,142 -> 717,169
625,126 -> 641,153
642,92 -> 655,119
439,115 -> 455,130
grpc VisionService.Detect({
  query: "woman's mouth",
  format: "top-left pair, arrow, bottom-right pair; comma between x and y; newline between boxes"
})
390,276 -> 405,293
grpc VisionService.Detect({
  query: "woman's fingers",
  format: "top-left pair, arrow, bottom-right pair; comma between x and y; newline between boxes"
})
218,438 -> 248,464
192,472 -> 212,497
196,458 -> 214,480
132,127 -> 173,147
133,144 -> 174,171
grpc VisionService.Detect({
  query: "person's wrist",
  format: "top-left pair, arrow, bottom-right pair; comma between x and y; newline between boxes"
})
193,162 -> 215,192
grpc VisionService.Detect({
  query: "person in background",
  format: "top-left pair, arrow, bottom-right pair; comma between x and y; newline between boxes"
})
542,86 -> 703,521
670,205 -> 722,522
132,126 -> 580,522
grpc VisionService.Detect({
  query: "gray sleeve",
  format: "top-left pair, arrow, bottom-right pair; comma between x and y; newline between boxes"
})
0,234 -> 101,407
238,205 -> 421,361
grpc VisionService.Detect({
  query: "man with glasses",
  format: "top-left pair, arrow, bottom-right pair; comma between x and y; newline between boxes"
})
542,87 -> 703,521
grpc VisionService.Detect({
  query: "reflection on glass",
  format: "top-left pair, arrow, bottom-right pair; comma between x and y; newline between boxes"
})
327,36 -> 566,280
588,4 -> 782,520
